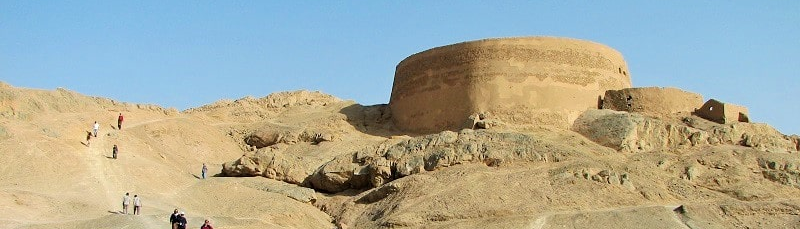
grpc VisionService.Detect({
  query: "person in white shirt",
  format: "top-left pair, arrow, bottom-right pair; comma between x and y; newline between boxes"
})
133,195 -> 142,215
122,193 -> 130,214
93,121 -> 100,137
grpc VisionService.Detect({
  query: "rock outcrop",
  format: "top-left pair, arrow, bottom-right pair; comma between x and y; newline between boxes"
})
573,109 -> 798,153
308,129 -> 605,193
244,126 -> 335,148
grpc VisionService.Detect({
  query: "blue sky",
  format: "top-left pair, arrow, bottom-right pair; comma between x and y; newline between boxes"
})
1,1 -> 798,134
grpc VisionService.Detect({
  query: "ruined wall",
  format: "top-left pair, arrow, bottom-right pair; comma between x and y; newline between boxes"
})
389,37 -> 632,133
697,99 -> 750,124
602,87 -> 703,118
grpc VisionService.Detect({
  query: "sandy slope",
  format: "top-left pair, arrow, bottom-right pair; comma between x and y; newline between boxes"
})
0,84 -> 334,229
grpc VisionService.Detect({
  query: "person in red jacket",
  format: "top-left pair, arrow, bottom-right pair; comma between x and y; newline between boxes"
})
200,219 -> 213,229
117,113 -> 124,130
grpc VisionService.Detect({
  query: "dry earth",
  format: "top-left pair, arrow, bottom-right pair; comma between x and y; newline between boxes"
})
1,81 -> 800,228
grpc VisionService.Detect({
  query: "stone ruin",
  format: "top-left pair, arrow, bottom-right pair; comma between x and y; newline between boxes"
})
601,87 -> 703,118
696,99 -> 750,124
388,36 -> 750,133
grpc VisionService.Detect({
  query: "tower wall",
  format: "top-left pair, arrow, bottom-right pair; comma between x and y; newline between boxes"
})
390,37 -> 632,133
603,87 -> 704,118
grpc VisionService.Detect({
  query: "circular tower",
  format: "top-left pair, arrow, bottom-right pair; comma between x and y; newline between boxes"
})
389,37 -> 632,133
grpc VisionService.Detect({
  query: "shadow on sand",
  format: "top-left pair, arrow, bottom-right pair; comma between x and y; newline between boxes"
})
337,103 -> 405,138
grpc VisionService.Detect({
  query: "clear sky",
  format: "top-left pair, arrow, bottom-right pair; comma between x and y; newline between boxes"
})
1,1 -> 798,134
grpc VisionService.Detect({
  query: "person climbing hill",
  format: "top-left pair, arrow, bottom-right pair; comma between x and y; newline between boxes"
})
112,145 -> 118,159
202,163 -> 208,179
133,195 -> 141,215
117,113 -> 124,130
93,121 -> 99,137
201,219 -> 214,229
175,212 -> 187,229
122,193 -> 130,214
86,131 -> 92,146
170,209 -> 180,229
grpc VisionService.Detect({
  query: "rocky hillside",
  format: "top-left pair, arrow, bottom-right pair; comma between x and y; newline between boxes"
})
1,82 -> 800,228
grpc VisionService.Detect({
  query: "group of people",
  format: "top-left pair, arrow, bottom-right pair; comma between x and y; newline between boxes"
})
86,113 -> 124,147
121,193 -> 142,215
118,196 -> 213,228
104,113 -> 213,228
170,209 -> 213,229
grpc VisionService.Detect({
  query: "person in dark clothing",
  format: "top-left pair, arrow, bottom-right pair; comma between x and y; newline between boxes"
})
112,145 -> 118,159
175,212 -> 187,229
86,131 -> 92,146
169,209 -> 179,229
117,113 -> 124,130
201,163 -> 208,179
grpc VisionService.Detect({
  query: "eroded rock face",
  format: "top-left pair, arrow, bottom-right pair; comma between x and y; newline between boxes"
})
573,109 -> 798,153
245,127 -> 335,148
308,129 -> 593,193
758,155 -> 800,188
187,90 -> 342,113
222,145 -> 316,185
572,109 -> 700,152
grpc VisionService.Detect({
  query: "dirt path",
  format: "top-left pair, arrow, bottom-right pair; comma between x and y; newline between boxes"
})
527,204 -> 686,229
125,117 -> 187,129
84,117 -> 188,215
85,133 -> 122,213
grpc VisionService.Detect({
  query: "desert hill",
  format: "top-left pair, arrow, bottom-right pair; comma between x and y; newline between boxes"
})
1,81 -> 800,228
0,83 -> 333,228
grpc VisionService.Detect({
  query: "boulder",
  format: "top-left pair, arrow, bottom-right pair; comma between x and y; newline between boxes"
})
307,154 -> 370,193
221,145 -> 314,185
572,109 -> 699,152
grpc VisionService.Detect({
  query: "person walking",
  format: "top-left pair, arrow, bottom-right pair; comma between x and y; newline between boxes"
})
201,163 -> 208,179
93,121 -> 100,137
170,209 -> 180,229
200,219 -> 214,229
122,193 -> 131,214
175,212 -> 187,229
133,195 -> 141,215
112,145 -> 118,159
117,113 -> 124,130
86,131 -> 92,146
